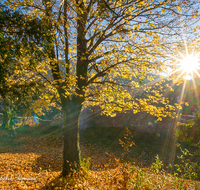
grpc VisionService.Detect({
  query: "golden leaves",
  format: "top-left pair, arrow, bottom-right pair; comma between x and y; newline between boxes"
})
177,6 -> 182,11
1,124 -> 200,189
0,136 -> 62,189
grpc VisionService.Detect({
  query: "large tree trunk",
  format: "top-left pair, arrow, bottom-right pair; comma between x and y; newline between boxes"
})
62,97 -> 83,176
61,0 -> 88,176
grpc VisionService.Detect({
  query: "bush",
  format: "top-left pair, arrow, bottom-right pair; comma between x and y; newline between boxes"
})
176,108 -> 200,146
174,144 -> 200,180
151,155 -> 163,173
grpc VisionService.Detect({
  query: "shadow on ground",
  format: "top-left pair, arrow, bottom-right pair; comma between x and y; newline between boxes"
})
0,122 -> 192,174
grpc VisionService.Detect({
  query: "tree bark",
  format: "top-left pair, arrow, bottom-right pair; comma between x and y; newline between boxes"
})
62,97 -> 83,176
61,0 -> 88,176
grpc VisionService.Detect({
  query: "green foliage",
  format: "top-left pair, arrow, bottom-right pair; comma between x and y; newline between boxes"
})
151,155 -> 163,173
80,157 -> 91,175
0,5 -> 51,131
176,108 -> 200,146
196,141 -> 200,157
174,144 -> 200,180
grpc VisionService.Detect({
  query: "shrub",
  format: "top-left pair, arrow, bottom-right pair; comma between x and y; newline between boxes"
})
174,144 -> 200,180
176,108 -> 200,146
151,155 -> 163,173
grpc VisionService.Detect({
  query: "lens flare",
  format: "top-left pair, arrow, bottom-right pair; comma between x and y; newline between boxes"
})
33,114 -> 39,124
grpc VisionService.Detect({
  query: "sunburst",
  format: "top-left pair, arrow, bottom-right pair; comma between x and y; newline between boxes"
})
178,53 -> 200,80
170,52 -> 200,80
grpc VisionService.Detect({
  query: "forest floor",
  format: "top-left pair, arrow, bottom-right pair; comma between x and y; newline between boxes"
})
0,122 -> 199,189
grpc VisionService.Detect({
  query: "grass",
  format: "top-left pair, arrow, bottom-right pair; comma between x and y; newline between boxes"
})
0,122 -> 199,189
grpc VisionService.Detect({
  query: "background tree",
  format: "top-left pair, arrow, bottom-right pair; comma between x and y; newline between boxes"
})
5,0 -> 199,176
0,4 -> 52,132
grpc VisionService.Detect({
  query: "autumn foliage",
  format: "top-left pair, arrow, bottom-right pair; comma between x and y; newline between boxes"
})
0,125 -> 200,189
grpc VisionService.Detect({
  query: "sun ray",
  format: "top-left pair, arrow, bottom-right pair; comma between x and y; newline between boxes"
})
194,69 -> 200,78
165,41 -> 200,171
191,74 -> 200,108
168,78 -> 187,168
171,70 -> 186,83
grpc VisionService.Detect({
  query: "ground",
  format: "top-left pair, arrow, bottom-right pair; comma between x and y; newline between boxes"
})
0,121 -> 199,189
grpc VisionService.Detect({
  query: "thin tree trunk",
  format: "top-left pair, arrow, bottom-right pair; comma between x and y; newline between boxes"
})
1,96 -> 9,130
2,106 -> 8,129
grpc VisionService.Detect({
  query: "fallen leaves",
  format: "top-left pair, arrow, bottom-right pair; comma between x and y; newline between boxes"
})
0,129 -> 199,189
0,136 -> 62,189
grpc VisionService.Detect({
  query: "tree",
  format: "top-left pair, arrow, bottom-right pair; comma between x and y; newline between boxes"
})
0,4 -> 50,132
5,0 -> 199,175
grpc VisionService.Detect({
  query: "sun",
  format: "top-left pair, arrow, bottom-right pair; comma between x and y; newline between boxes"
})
180,54 -> 199,74
170,52 -> 200,80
